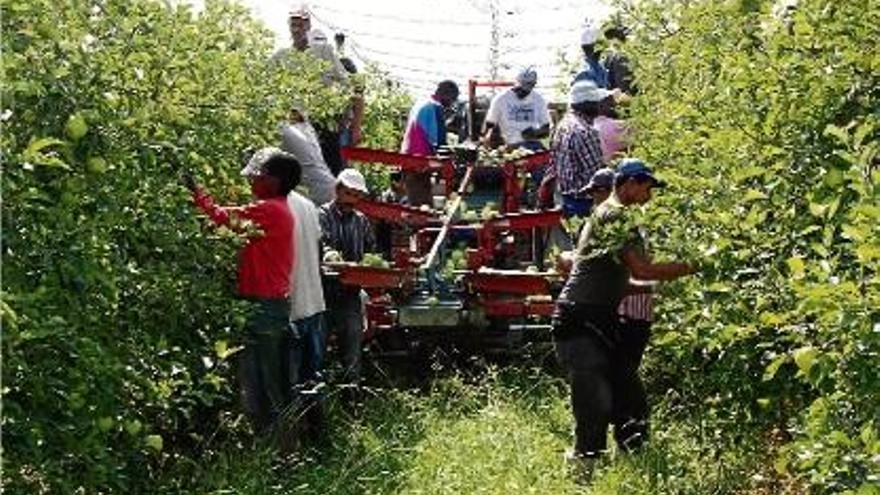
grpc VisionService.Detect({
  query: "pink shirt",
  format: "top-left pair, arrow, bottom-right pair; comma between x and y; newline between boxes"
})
593,115 -> 629,163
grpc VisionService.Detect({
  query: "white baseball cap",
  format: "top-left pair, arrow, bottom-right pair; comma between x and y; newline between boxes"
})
580,25 -> 601,46
569,80 -> 614,105
337,168 -> 369,194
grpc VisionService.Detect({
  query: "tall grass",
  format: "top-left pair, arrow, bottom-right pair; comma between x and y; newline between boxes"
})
158,364 -> 795,494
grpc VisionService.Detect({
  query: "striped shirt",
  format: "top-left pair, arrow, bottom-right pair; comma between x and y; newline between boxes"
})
619,226 -> 653,322
618,293 -> 653,322
318,202 -> 375,263
548,112 -> 604,197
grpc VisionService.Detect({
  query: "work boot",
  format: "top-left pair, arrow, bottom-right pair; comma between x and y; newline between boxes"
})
564,449 -> 599,485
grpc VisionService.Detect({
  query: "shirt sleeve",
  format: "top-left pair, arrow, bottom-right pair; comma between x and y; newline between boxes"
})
485,94 -> 502,124
192,188 -> 272,237
192,188 -> 232,226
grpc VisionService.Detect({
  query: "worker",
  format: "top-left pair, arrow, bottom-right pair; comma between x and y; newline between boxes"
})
286,173 -> 328,440
333,32 -> 360,151
593,96 -> 630,163
572,24 -> 609,88
540,80 -> 612,218
287,178 -> 327,387
580,167 -> 615,209
307,29 -> 349,85
318,169 -> 375,392
603,24 -> 637,96
553,159 -> 696,473
481,67 -> 551,151
334,32 -> 359,75
400,80 -> 460,206
279,104 -> 336,206
274,7 -> 364,177
183,148 -> 300,435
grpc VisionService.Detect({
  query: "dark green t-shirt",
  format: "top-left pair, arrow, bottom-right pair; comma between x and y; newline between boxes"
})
558,197 -> 643,307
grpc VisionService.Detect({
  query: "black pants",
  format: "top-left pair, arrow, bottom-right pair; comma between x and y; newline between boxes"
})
614,318 -> 651,451
315,124 -> 345,177
553,303 -> 650,457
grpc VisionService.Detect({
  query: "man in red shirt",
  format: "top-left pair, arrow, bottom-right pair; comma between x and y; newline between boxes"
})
185,147 -> 301,434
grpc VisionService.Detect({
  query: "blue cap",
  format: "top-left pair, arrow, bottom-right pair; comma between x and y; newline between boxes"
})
583,167 -> 615,192
615,158 -> 666,188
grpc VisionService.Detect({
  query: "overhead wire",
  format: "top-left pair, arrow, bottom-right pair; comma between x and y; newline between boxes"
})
310,4 -> 488,27
346,42 -> 489,66
348,40 -> 482,80
309,10 -> 491,49
304,0 -> 586,95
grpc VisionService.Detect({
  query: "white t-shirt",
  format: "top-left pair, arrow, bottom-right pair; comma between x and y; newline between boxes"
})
280,122 -> 336,206
485,88 -> 551,145
287,191 -> 326,321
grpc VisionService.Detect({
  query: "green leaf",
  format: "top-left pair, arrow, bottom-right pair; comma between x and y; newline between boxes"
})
125,419 -> 143,436
22,136 -> 70,169
145,434 -> 164,452
704,282 -> 731,293
742,189 -> 767,201
808,202 -> 828,217
823,124 -> 850,146
842,224 -> 868,242
792,346 -> 819,376
763,354 -> 788,381
786,256 -> 806,279
25,136 -> 66,154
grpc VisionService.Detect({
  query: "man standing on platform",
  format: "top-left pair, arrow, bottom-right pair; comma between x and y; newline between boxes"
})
400,80 -> 460,206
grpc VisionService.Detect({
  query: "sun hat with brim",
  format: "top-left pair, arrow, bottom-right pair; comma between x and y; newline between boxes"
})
241,147 -> 295,177
569,80 -> 615,105
583,167 -> 615,192
337,168 -> 369,194
615,158 -> 667,188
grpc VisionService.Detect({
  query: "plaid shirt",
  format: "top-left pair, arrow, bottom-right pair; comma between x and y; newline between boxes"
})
548,112 -> 604,197
319,202 -> 375,263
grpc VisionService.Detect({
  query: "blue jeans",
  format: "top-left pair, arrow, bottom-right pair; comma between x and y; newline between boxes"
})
291,312 -> 327,384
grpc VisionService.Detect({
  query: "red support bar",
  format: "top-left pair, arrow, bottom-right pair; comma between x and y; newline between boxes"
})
341,147 -> 452,173
355,199 -> 438,226
467,272 -> 551,295
484,209 -> 563,230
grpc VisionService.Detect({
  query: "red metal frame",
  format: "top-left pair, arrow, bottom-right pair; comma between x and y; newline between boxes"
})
355,199 -> 438,226
341,146 -> 455,193
337,265 -> 409,289
479,298 -> 556,317
470,209 -> 563,267
467,272 -> 550,295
